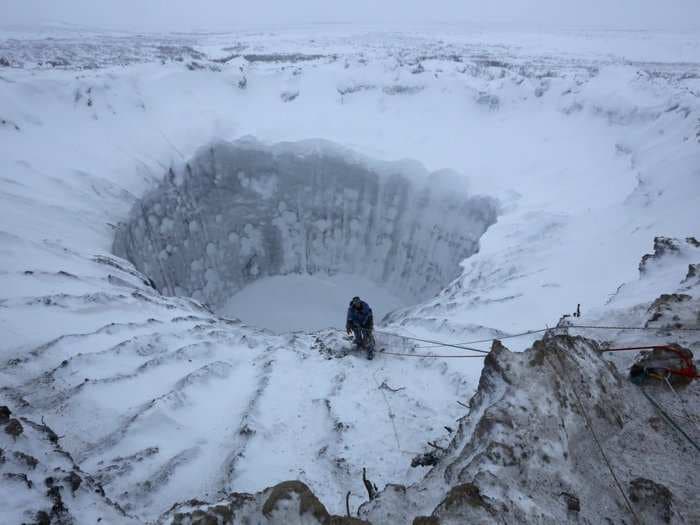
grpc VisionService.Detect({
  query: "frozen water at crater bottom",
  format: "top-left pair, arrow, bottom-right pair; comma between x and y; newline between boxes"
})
219,272 -> 405,333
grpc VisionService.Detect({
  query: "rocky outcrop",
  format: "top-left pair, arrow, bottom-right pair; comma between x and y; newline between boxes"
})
358,335 -> 697,524
0,405 -> 11,423
639,236 -> 700,277
629,478 -> 674,524
641,237 -> 700,328
682,263 -> 699,285
4,417 -> 23,438
606,236 -> 700,312
160,480 -> 370,525
639,237 -> 683,274
646,293 -> 694,328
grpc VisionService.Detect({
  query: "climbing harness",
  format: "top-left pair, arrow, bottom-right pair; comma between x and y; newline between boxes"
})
350,326 -> 376,360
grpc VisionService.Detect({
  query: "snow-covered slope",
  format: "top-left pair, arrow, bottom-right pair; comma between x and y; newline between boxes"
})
161,336 -> 700,525
0,282 -> 484,520
160,241 -> 700,524
1,26 -> 699,524
1,405 -> 139,524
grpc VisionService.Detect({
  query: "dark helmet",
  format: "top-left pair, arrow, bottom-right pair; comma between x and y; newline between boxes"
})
351,296 -> 362,308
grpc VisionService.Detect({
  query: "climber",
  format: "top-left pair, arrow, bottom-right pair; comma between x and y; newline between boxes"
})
346,296 -> 375,360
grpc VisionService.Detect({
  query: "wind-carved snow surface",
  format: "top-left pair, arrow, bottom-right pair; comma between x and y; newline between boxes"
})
113,139 -> 497,324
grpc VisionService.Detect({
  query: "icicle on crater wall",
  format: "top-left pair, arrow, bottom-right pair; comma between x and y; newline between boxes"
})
113,139 -> 498,311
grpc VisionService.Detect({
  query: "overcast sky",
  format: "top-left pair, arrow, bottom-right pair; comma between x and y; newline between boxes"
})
3,0 -> 700,32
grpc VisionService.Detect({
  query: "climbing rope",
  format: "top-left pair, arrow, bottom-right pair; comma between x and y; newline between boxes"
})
416,328 -> 550,348
601,345 -> 674,353
409,324 -> 700,350
664,376 -> 700,434
570,324 -> 700,332
544,351 -> 643,525
639,383 -> 700,453
339,317 -> 696,524
371,367 -> 421,457
335,328 -> 488,358
416,324 -> 700,348
338,318 -> 697,522
374,329 -> 490,354
372,367 -> 403,452
336,323 -> 700,361
381,350 -> 485,359
600,345 -> 700,452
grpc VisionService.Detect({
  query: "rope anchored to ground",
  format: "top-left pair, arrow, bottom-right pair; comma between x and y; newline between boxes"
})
368,324 -> 700,360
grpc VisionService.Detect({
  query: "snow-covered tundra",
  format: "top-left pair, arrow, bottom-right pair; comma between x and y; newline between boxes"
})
1,26 -> 699,524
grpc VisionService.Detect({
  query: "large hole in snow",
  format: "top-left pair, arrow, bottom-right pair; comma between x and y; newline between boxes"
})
113,139 -> 498,332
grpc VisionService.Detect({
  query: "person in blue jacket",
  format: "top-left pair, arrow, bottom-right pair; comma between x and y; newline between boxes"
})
346,296 -> 375,359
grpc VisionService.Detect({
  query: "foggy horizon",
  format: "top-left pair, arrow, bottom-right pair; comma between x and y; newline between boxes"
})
4,0 -> 700,33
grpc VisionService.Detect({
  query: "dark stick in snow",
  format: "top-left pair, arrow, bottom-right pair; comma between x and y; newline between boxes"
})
362,467 -> 377,500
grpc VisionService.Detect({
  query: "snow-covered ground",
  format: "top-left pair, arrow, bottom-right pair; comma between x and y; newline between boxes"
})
1,25 -> 699,523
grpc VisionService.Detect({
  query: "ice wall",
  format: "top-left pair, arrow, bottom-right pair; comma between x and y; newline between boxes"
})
113,139 -> 498,311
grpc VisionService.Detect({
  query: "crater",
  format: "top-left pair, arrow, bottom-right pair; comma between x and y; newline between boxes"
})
113,139 -> 498,332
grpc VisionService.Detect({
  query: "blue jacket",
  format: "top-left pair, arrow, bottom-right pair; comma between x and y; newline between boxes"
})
347,300 -> 373,328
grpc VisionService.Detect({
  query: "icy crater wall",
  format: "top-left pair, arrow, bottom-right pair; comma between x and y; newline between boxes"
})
113,140 -> 498,311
